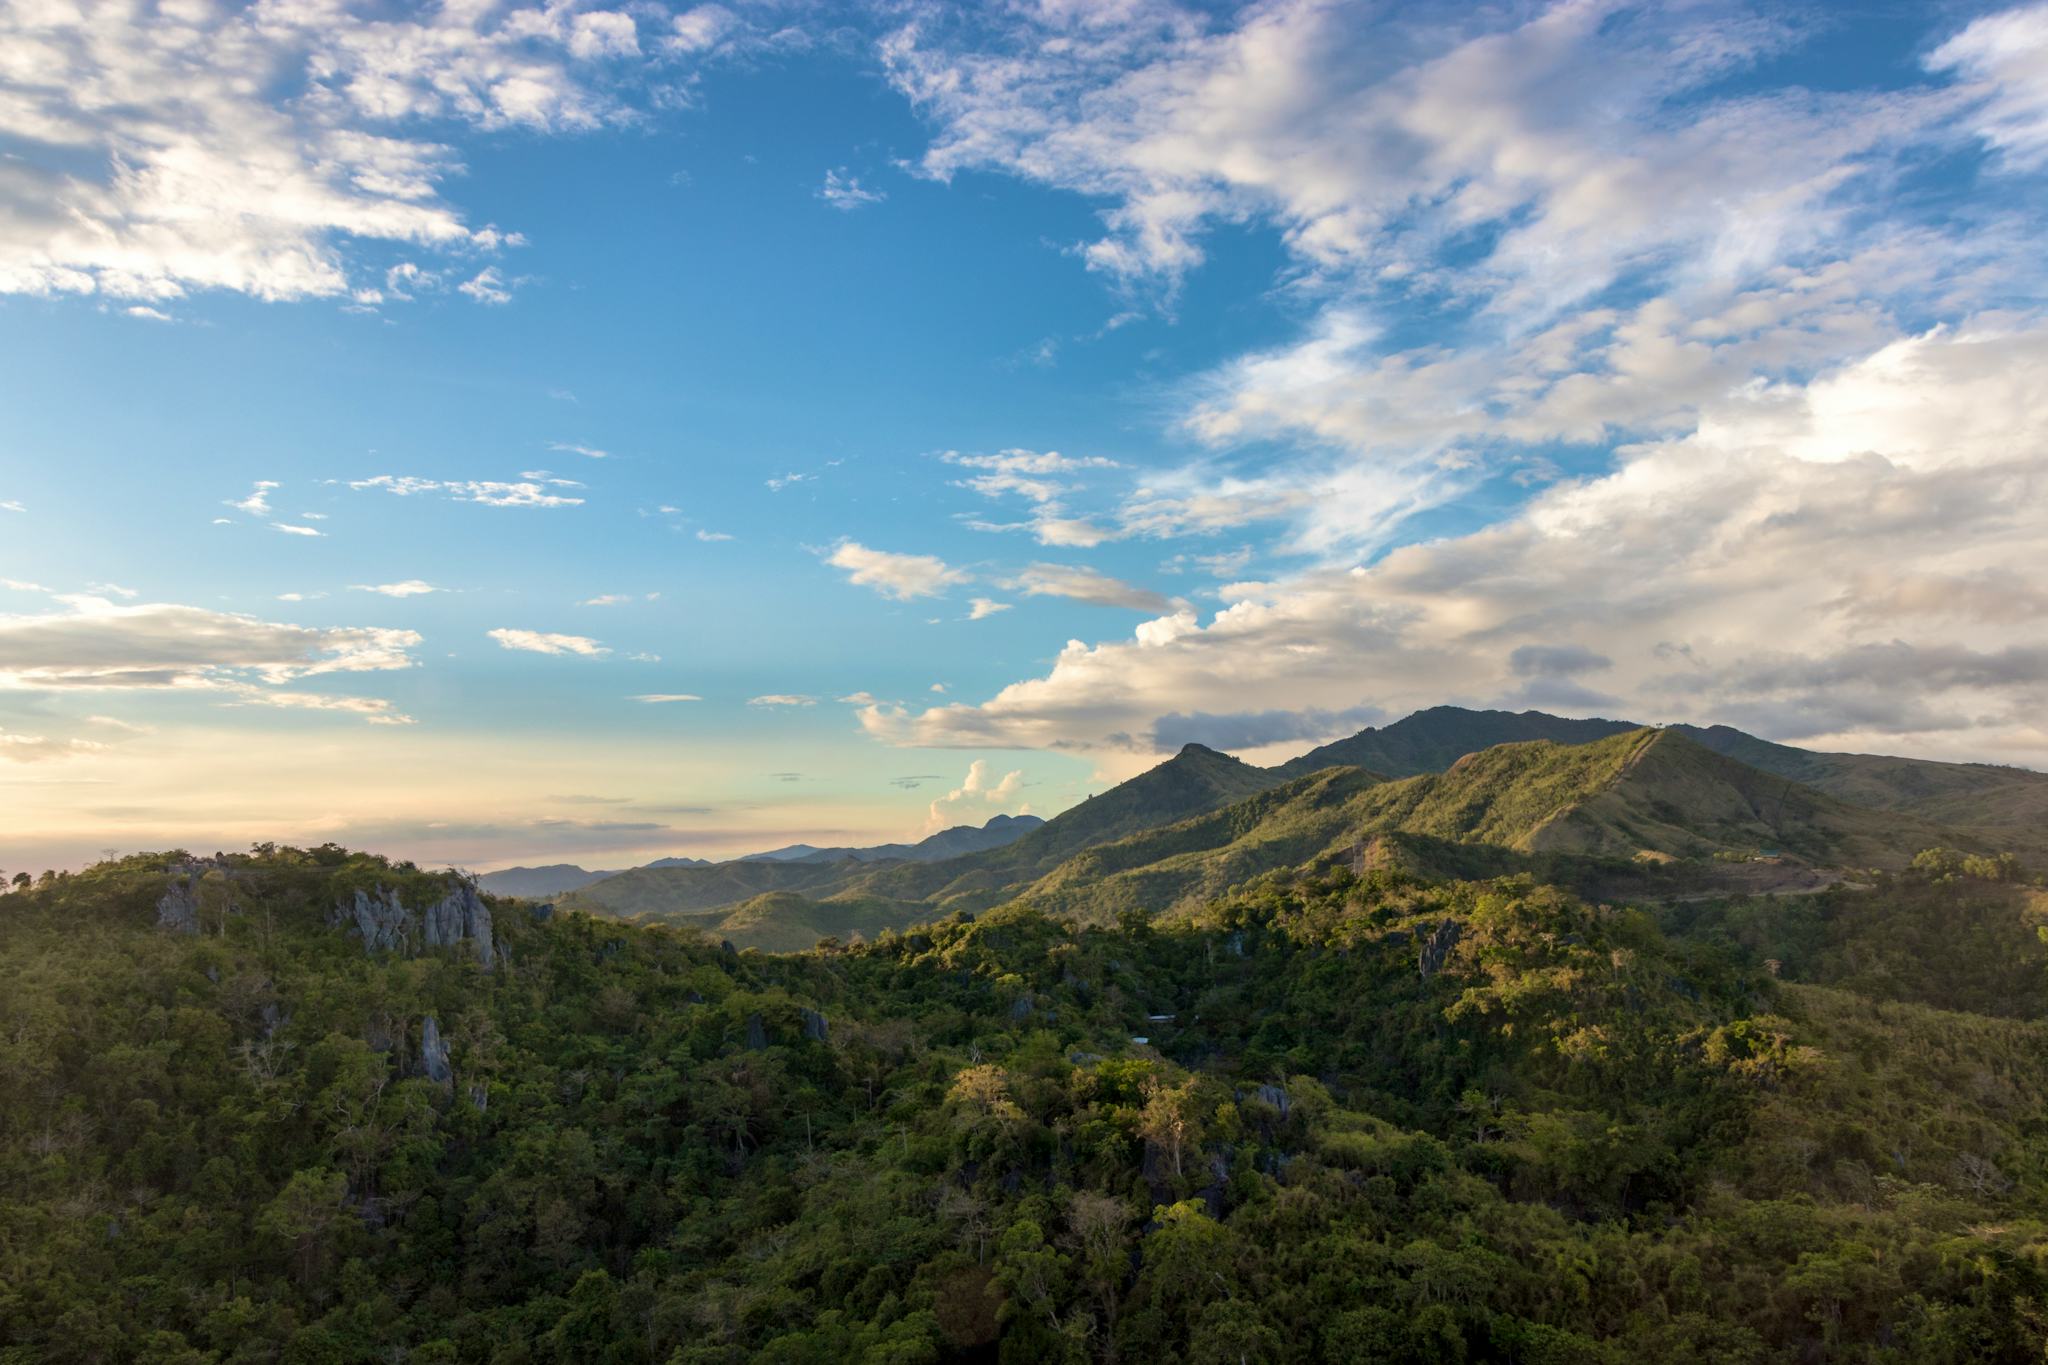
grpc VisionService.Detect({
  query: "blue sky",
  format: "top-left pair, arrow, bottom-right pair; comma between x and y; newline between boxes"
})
4,0 -> 2048,872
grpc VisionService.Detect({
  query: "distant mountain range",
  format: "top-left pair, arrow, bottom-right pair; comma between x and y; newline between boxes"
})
475,813 -> 1046,897
552,706 -> 2048,949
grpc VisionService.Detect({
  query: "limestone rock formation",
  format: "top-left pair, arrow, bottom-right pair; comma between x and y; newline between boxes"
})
331,879 -> 495,969
154,876 -> 201,934
420,1015 -> 452,1085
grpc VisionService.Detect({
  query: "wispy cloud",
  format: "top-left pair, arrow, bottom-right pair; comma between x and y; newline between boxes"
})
550,442 -> 610,459
630,693 -> 702,703
352,581 -> 439,597
748,694 -> 817,707
227,481 -> 278,516
487,628 -> 609,656
968,597 -> 1012,620
817,168 -> 886,211
350,476 -> 584,508
1007,563 -> 1170,611
271,523 -> 324,537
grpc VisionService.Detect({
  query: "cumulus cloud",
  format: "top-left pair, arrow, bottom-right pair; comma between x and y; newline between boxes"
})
861,322 -> 2048,768
968,597 -> 1012,620
883,0 -> 2045,565
827,541 -> 972,600
924,758 -> 1027,831
0,0 -> 698,303
487,628 -> 609,656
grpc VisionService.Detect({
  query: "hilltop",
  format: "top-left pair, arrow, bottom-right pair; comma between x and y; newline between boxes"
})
3,840 -> 2045,1360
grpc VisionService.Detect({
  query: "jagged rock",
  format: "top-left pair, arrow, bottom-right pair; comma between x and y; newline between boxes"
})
745,1013 -> 768,1050
260,1003 -> 290,1039
468,1083 -> 489,1114
1253,1084 -> 1291,1118
340,887 -> 413,953
154,876 -> 201,934
333,881 -> 494,969
420,1015 -> 453,1085
1225,931 -> 1245,957
1009,996 -> 1034,1023
422,882 -> 495,968
1418,918 -> 1463,979
800,1008 -> 829,1043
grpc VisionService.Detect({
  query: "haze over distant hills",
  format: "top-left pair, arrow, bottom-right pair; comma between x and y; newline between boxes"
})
553,706 -> 2048,948
474,813 -> 1047,898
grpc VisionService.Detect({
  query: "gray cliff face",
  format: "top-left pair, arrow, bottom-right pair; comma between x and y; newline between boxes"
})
154,876 -> 201,934
422,883 -> 495,968
420,1015 -> 453,1085
332,879 -> 495,969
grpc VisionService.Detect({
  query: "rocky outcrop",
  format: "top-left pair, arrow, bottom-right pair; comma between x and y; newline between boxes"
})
422,883 -> 494,968
800,1008 -> 829,1043
745,1014 -> 768,1050
420,1015 -> 452,1085
155,876 -> 201,934
331,879 -> 495,969
1418,918 -> 1463,979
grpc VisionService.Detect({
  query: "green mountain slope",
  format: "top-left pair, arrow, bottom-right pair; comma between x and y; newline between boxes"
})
567,741 -> 1285,926
1674,723 -> 2048,853
1340,727 -> 1963,865
1274,705 -> 1638,779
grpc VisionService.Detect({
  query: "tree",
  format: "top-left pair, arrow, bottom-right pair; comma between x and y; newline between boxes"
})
1139,1075 -> 1203,1179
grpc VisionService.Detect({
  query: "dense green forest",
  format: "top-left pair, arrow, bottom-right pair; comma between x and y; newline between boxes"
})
4,841 -> 2047,1362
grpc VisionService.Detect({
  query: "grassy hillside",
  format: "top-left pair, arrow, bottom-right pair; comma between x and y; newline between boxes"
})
1676,722 -> 2048,855
7,846 -> 2048,1360
567,742 -> 1286,930
1275,705 -> 1638,779
1333,727 -> 1964,866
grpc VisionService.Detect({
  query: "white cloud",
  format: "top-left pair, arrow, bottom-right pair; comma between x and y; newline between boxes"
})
766,472 -> 812,491
581,594 -> 633,606
487,628 -> 609,657
550,442 -> 609,459
924,758 -> 1027,831
630,693 -> 702,703
817,168 -> 886,210
696,529 -> 734,542
350,475 -> 584,508
748,693 -> 817,707
0,500 -> 24,513
968,597 -> 1011,620
0,598 -> 418,700
0,0 -> 711,305
861,321 -> 2048,768
352,580 -> 438,597
126,305 -> 172,322
1007,563 -> 1171,611
826,541 -> 972,601
1931,5 -> 2048,169
459,267 -> 513,305
227,480 -> 278,515
271,523 -> 324,537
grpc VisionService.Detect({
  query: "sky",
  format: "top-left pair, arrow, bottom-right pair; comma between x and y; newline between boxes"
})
3,0 -> 2047,874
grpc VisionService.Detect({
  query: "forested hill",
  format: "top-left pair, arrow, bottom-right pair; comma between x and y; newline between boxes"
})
5,843 -> 2048,1361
